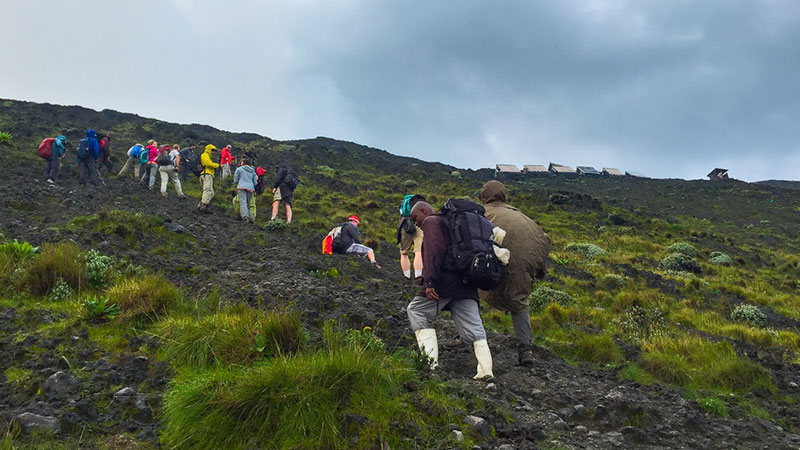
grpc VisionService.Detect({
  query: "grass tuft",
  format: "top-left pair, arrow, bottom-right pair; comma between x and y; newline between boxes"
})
106,275 -> 181,323
17,242 -> 84,295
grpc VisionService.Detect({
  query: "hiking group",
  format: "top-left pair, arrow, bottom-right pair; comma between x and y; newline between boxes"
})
38,130 -> 298,224
38,130 -> 552,381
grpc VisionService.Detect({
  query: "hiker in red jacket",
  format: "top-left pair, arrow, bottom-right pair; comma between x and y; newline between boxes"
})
220,145 -> 235,180
98,132 -> 114,178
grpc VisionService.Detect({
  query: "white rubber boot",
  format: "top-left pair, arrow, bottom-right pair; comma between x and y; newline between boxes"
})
414,328 -> 439,369
473,339 -> 494,381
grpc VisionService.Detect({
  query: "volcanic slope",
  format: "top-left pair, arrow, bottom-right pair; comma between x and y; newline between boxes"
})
1,98 -> 799,449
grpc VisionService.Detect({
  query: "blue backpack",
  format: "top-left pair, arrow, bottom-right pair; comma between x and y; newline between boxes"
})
77,138 -> 90,160
128,145 -> 143,158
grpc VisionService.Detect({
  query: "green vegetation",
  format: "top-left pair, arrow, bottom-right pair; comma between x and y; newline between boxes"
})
0,131 -> 11,144
696,396 -> 729,418
564,242 -> 606,260
666,242 -> 698,257
529,285 -> 575,312
106,275 -> 181,323
730,304 -> 768,328
264,218 -> 289,231
84,295 -> 121,322
16,242 -> 84,295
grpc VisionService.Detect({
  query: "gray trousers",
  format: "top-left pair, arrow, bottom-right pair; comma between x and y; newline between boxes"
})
159,166 -> 184,196
117,157 -> 140,179
511,311 -> 533,350
140,164 -> 157,188
237,190 -> 254,220
407,296 -> 487,344
45,157 -> 61,180
78,158 -> 100,186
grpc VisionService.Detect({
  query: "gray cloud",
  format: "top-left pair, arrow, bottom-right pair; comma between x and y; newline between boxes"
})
1,0 -> 798,181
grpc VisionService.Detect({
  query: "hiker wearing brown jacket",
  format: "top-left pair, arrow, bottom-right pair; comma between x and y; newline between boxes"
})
480,180 -> 550,367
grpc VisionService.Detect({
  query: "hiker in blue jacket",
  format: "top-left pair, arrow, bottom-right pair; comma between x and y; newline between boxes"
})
233,158 -> 258,223
77,129 -> 101,187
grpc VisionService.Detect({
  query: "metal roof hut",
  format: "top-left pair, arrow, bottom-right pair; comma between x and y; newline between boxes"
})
576,166 -> 601,176
707,168 -> 729,181
626,171 -> 646,178
548,163 -> 577,176
602,167 -> 624,176
522,164 -> 549,176
495,164 -> 522,179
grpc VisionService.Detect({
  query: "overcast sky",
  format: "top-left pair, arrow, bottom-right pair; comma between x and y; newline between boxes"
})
2,1 -> 799,181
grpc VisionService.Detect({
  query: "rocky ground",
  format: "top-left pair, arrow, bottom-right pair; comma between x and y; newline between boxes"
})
1,155 -> 798,449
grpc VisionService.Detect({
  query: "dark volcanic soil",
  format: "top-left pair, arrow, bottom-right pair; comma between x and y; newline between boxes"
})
1,158 -> 799,449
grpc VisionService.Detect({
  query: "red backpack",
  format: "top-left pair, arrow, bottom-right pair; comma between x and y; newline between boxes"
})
38,138 -> 55,159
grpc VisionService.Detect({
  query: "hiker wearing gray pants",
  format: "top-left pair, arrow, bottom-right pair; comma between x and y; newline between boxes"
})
404,201 -> 494,381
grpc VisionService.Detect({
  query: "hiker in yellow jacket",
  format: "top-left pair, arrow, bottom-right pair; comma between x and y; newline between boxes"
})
197,144 -> 220,212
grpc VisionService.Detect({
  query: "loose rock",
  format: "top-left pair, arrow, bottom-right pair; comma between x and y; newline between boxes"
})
14,412 -> 60,434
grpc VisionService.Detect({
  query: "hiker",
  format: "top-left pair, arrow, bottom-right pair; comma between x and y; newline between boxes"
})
42,135 -> 67,183
405,201 -> 495,381
178,143 -> 196,181
220,144 -> 235,180
157,144 -> 185,198
117,142 -> 143,179
233,158 -> 258,223
197,144 -> 220,212
480,180 -> 550,367
77,129 -> 101,187
397,194 -> 426,280
98,132 -> 113,178
138,139 -> 153,181
139,140 -> 159,190
329,215 -> 381,268
271,163 -> 297,223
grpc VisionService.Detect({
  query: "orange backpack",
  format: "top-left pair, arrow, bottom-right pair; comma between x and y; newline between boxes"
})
321,226 -> 343,255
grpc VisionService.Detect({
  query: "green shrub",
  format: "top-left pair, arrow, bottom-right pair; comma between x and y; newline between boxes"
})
161,350 -> 417,449
709,251 -> 733,266
575,334 -> 622,364
564,243 -> 606,260
0,239 -> 39,259
696,396 -> 729,418
614,306 -> 669,345
403,179 -> 417,188
641,336 -> 773,392
660,252 -> 701,274
731,304 -> 767,328
106,275 -> 180,323
84,295 -> 121,322
345,327 -> 386,354
17,242 -> 84,295
529,286 -> 575,313
666,242 -> 698,257
264,218 -> 289,231
156,308 -> 306,367
49,278 -> 71,302
0,131 -> 11,145
316,165 -> 335,177
598,273 -> 627,290
450,170 -> 462,179
84,249 -> 112,288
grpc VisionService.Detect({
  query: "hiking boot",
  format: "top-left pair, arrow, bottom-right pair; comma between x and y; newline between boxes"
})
518,348 -> 535,367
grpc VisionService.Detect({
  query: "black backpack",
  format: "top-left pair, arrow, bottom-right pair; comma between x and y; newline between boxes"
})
439,198 -> 504,290
284,170 -> 300,189
190,154 -> 203,177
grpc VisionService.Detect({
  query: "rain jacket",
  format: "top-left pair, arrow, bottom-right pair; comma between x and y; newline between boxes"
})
200,144 -> 220,176
51,135 -> 67,158
479,180 -> 550,313
79,129 -> 100,160
100,136 -> 112,160
220,147 -> 235,165
233,164 -> 258,192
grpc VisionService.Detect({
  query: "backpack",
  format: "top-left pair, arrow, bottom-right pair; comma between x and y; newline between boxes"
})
322,226 -> 344,255
284,170 -> 300,189
38,138 -> 55,159
190,154 -> 204,177
128,145 -> 143,158
139,147 -> 150,164
156,151 -> 173,166
255,167 -> 267,195
439,198 -> 504,290
77,138 -> 91,160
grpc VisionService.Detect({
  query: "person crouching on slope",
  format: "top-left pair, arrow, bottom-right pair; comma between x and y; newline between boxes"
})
479,180 -> 550,367
197,144 -> 220,212
233,158 -> 258,223
335,215 -> 381,268
405,201 -> 494,381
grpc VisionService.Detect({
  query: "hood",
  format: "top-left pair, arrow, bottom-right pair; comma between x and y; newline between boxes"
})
239,165 -> 256,175
204,144 -> 217,154
86,129 -> 96,138
275,162 -> 288,170
55,135 -> 66,145
480,180 -> 507,204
